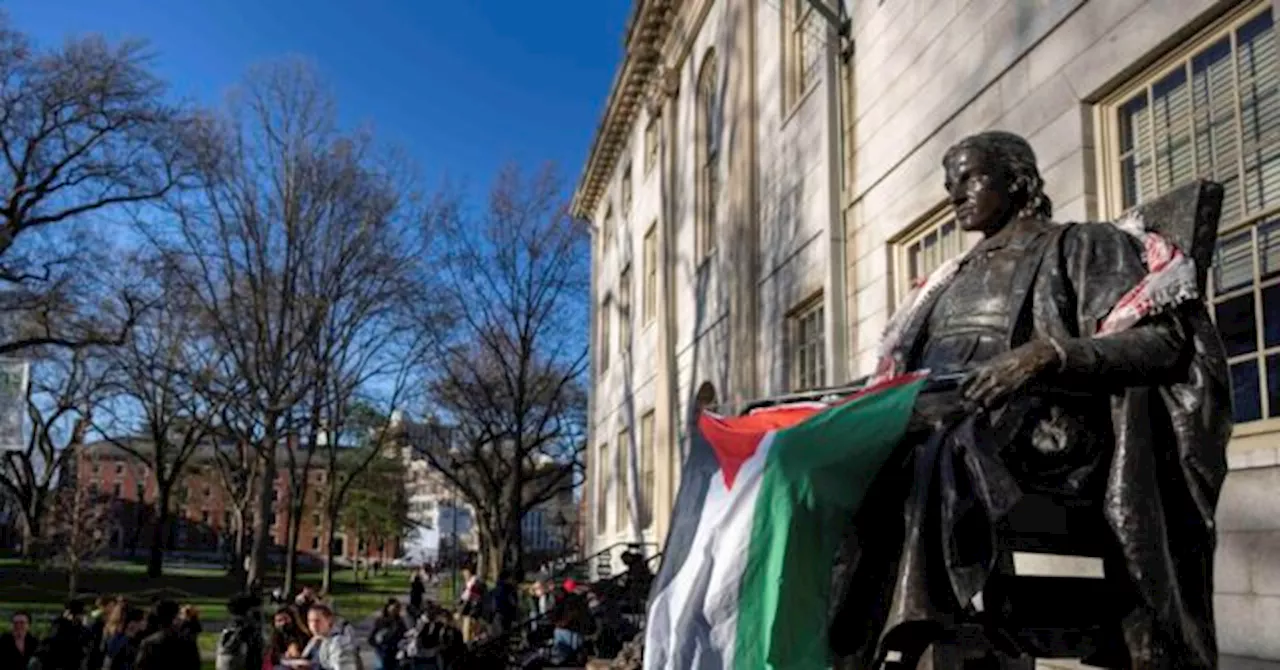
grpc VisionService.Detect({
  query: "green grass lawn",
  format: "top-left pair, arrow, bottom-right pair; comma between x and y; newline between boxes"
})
0,557 -> 420,656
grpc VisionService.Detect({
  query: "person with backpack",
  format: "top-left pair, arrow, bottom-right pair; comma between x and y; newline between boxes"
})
215,594 -> 263,670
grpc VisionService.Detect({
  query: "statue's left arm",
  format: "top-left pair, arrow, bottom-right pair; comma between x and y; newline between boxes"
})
1051,222 -> 1190,389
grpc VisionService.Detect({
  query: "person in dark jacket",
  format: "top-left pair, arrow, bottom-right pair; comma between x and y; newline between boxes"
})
490,571 -> 519,635
408,570 -> 425,617
135,600 -> 201,670
34,600 -> 90,670
0,610 -> 38,669
102,606 -> 147,670
368,599 -> 408,670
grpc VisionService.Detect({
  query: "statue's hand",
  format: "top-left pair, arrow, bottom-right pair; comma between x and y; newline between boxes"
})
961,339 -> 1061,408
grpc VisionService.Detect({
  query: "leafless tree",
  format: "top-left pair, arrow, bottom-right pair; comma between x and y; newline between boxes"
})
277,133 -> 427,596
0,348 -> 109,558
412,163 -> 589,578
0,18 -> 193,355
92,270 -> 233,578
208,417 -> 260,579
43,475 -> 115,597
149,59 -> 425,590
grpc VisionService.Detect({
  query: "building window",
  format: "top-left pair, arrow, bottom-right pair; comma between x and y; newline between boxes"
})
599,296 -> 612,373
113,482 -> 122,498
621,164 -> 633,217
115,462 -> 124,476
645,113 -> 660,174
311,536 -> 319,551
696,50 -> 721,260
642,223 -> 658,325
790,298 -> 826,391
639,411 -> 655,529
619,264 -> 633,354
313,513 -> 321,527
783,0 -> 821,112
1098,2 -> 1279,424
616,429 -> 630,532
596,443 -> 609,533
201,510 -> 210,524
602,204 -> 614,253
892,207 -> 967,304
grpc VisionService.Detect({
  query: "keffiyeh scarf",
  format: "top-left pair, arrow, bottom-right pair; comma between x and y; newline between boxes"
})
872,212 -> 1200,381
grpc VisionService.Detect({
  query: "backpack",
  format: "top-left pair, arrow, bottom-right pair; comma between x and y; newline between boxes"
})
214,626 -> 248,670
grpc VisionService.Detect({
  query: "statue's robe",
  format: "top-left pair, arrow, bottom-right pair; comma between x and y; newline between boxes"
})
829,217 -> 1231,669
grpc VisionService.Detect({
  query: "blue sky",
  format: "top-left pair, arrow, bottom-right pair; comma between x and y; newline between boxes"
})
7,0 -> 631,194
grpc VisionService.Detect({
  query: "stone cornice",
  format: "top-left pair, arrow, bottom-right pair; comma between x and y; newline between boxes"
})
571,0 -> 677,220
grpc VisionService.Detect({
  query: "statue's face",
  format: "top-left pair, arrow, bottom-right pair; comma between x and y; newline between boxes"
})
944,147 -> 1015,235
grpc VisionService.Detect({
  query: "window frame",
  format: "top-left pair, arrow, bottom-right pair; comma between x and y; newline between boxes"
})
599,295 -> 612,373
642,222 -> 658,325
696,50 -> 720,261
889,204 -> 969,308
782,0 -> 820,115
602,204 -> 614,253
1094,0 -> 1280,428
619,264 -> 633,354
621,163 -> 633,217
645,113 -> 661,174
788,294 -> 827,392
639,410 -> 655,530
615,427 -> 630,533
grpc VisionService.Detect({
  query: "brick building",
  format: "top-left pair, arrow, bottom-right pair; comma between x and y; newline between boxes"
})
73,438 -> 400,564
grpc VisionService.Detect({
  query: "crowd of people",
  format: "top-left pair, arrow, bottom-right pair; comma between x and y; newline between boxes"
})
0,550 -> 655,670
0,596 -> 204,670
0,584 -> 366,670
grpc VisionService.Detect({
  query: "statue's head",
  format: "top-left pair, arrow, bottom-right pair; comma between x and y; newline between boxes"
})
942,130 -> 1053,235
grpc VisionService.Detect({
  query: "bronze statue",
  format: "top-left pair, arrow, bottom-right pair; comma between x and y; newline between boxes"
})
829,131 -> 1232,669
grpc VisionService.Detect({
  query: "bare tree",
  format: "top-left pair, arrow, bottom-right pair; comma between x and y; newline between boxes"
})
93,277 -> 232,578
0,18 -> 192,355
152,60 -> 371,589
208,419 -> 260,579
0,349 -> 108,558
43,475 -> 115,597
412,163 -> 589,578
275,124 -> 426,595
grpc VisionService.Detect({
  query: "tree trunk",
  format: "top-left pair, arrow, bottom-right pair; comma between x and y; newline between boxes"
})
147,485 -> 172,578
504,471 -> 524,577
67,561 -> 80,599
20,512 -> 37,560
248,447 -> 277,591
282,499 -> 303,596
321,521 -> 335,594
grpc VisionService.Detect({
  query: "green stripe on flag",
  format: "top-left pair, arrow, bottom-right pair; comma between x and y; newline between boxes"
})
734,376 -> 926,670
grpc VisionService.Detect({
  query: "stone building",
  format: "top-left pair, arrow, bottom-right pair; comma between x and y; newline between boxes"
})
576,0 -> 1280,662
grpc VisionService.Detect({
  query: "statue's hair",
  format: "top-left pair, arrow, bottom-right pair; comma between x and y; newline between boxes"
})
943,130 -> 1053,220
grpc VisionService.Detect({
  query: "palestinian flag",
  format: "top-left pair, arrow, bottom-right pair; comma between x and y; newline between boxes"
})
642,373 -> 927,670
